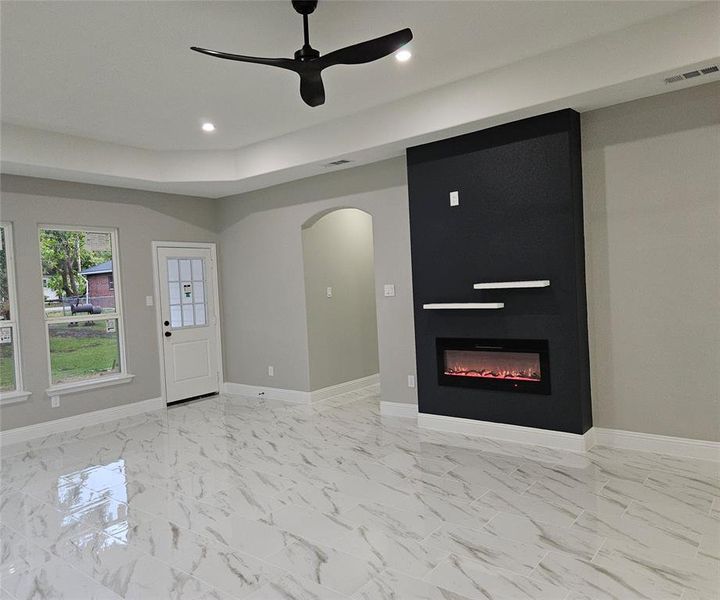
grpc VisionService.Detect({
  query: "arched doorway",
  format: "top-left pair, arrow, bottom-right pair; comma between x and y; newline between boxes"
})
301,208 -> 379,393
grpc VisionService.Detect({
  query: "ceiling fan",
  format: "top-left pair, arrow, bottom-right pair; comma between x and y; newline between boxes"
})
191,0 -> 412,107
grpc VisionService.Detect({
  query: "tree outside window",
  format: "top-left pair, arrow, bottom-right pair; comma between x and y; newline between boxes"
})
40,227 -> 126,386
41,230 -> 113,317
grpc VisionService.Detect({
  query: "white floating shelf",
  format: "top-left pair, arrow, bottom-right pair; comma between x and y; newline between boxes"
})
423,302 -> 504,310
473,280 -> 550,290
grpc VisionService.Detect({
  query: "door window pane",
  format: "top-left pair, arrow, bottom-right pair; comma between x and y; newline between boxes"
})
194,304 -> 206,326
0,326 -> 16,392
181,282 -> 193,304
169,282 -> 181,305
170,305 -> 182,328
193,281 -> 204,302
181,305 -> 194,327
48,320 -> 120,385
179,260 -> 192,281
40,230 -> 116,318
191,259 -> 203,281
167,259 -> 179,282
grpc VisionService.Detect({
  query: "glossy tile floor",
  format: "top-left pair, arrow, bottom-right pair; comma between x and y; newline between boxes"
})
1,386 -> 718,599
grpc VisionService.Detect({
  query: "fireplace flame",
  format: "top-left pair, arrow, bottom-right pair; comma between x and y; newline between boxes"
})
444,367 -> 540,382
443,349 -> 542,382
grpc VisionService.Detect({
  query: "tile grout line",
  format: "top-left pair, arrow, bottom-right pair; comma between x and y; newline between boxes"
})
589,536 -> 607,563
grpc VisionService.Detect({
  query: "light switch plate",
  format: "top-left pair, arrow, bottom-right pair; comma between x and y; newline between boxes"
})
50,395 -> 60,408
450,190 -> 459,207
383,284 -> 395,297
407,375 -> 416,388
145,295 -> 154,306
326,287 -> 333,298
268,366 -> 274,377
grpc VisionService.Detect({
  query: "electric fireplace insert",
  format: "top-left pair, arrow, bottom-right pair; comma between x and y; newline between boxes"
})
436,338 -> 550,395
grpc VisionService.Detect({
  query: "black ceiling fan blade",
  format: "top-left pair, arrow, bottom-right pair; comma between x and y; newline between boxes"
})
190,47 -> 301,72
318,28 -> 412,68
299,69 -> 325,107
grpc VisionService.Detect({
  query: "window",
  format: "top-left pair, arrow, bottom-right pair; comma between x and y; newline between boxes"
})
165,257 -> 207,328
40,227 -> 129,390
0,223 -> 27,400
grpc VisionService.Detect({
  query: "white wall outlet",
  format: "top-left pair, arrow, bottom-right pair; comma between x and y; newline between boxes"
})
145,295 -> 154,306
326,286 -> 333,298
268,365 -> 274,377
449,190 -> 459,207
383,284 -> 396,297
407,375 -> 416,388
50,395 -> 60,408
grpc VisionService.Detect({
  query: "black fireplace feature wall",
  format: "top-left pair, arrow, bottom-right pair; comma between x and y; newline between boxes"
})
437,338 -> 551,395
407,109 -> 592,435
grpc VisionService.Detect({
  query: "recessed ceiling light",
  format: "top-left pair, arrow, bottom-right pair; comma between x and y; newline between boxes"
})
201,122 -> 216,132
395,49 -> 412,62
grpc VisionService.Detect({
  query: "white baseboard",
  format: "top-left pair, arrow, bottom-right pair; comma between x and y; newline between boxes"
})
418,412 -> 594,452
0,396 -> 165,448
594,428 -> 720,462
310,374 -> 379,403
380,401 -> 419,418
222,382 -> 312,404
223,375 -> 379,405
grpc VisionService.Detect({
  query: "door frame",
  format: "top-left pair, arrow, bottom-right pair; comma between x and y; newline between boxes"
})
151,241 -> 224,404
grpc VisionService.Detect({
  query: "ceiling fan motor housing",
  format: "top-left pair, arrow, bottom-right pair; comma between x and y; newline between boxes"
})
295,45 -> 320,61
292,1 -> 318,16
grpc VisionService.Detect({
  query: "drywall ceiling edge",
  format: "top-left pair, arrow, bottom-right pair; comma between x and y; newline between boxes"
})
2,2 -> 718,198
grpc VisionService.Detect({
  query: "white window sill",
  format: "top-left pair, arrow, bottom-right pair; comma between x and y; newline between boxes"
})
46,374 -> 135,397
0,390 -> 32,406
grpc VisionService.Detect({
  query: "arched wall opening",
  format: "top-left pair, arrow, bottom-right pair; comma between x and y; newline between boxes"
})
301,208 -> 379,391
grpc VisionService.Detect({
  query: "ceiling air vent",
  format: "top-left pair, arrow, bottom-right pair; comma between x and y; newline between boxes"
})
665,65 -> 719,84
325,159 -> 352,167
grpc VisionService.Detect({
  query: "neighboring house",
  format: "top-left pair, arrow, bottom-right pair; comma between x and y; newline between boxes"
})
42,276 -> 59,301
79,260 -> 114,308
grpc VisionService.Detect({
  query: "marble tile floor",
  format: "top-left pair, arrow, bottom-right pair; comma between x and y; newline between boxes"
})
1,386 -> 718,599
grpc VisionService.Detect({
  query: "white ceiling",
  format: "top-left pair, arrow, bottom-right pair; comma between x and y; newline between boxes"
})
1,0 -> 695,152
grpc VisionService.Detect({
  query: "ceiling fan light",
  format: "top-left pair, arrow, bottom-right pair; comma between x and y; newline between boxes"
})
201,122 -> 216,132
395,49 -> 412,62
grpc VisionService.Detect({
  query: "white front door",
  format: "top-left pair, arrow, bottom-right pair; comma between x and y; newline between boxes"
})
155,245 -> 220,403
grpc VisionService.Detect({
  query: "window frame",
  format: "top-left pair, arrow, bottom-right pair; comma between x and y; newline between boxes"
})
39,224 -> 132,395
0,222 -> 30,404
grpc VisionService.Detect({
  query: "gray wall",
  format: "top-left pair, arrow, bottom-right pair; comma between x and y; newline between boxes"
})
582,82 -> 720,441
0,175 -> 216,430
216,158 -> 417,405
2,84 -> 717,438
302,209 -> 379,391
216,84 -> 719,437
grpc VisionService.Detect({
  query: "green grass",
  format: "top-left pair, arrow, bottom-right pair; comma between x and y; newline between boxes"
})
49,321 -> 119,384
0,342 -> 15,392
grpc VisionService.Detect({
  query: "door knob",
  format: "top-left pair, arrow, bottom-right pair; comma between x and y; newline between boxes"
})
164,320 -> 170,326
165,331 -> 172,337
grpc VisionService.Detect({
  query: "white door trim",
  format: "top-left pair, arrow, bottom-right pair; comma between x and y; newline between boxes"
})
151,241 -> 223,404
